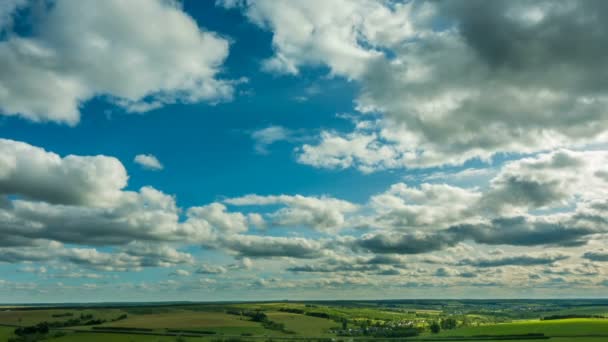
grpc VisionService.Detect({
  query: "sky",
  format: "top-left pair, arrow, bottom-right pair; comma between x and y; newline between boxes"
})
1,0 -> 608,303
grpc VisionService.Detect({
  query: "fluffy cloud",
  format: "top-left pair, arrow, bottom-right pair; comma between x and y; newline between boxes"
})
218,235 -> 325,259
170,269 -> 191,277
230,0 -> 608,169
187,203 -> 249,234
482,150 -> 608,214
134,154 -> 164,171
0,241 -> 194,271
0,139 -> 127,206
225,194 -> 358,232
0,139 -> 215,246
2,138 -> 607,293
583,250 -> 608,262
355,150 -> 608,233
458,253 -> 569,268
365,182 -> 481,230
196,264 -> 227,275
0,0 -> 233,125
221,0 -> 428,77
353,211 -> 605,255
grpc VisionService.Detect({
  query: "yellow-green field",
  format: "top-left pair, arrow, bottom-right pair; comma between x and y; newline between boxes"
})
434,318 -> 608,338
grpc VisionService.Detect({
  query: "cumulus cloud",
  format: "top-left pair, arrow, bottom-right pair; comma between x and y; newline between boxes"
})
365,182 -> 481,230
134,154 -> 163,171
228,0 -> 608,169
583,249 -> 608,262
0,139 -> 217,246
354,150 -> 608,234
0,241 -> 194,271
221,0 -> 427,78
196,264 -> 227,275
287,254 -> 407,274
0,0 -> 234,125
2,138 -> 608,292
225,194 -> 358,232
218,235 -> 325,259
458,253 -> 570,268
170,269 -> 191,277
187,203 -> 249,234
0,138 -> 127,206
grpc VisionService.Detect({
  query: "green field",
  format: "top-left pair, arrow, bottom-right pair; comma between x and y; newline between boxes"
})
48,332 -> 204,341
100,310 -> 262,330
434,318 -> 608,338
266,311 -> 339,336
2,300 -> 608,341
0,308 -> 125,326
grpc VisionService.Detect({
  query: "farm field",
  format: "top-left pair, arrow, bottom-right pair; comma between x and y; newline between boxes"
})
265,311 -> 339,336
98,310 -> 266,331
0,308 -> 125,326
2,300 -> 608,341
433,318 -> 608,337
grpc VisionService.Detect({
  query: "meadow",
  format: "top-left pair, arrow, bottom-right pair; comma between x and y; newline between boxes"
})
0,300 -> 607,341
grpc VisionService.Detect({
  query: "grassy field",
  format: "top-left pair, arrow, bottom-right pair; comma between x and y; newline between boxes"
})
2,301 -> 608,341
266,311 -> 339,336
0,308 -> 125,326
100,311 -> 257,329
94,310 -> 279,336
47,332 -> 204,341
434,318 -> 608,338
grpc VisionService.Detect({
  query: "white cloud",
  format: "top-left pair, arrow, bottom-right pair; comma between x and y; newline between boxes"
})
0,138 -> 127,206
196,264 -> 227,275
0,241 -> 194,272
134,154 -> 164,171
229,0 -> 608,169
223,0 -> 428,78
225,194 -> 358,232
170,269 -> 191,277
251,125 -> 291,154
2,138 -> 608,292
0,139 -> 215,246
0,0 -> 233,125
187,203 -> 249,234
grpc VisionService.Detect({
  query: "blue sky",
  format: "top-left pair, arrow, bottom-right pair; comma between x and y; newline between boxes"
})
1,0 -> 608,302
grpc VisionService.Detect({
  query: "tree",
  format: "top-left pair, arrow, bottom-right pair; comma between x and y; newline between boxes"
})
441,317 -> 457,330
341,318 -> 348,330
430,321 -> 441,334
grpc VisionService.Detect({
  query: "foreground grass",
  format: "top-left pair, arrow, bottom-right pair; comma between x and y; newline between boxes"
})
0,326 -> 15,341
